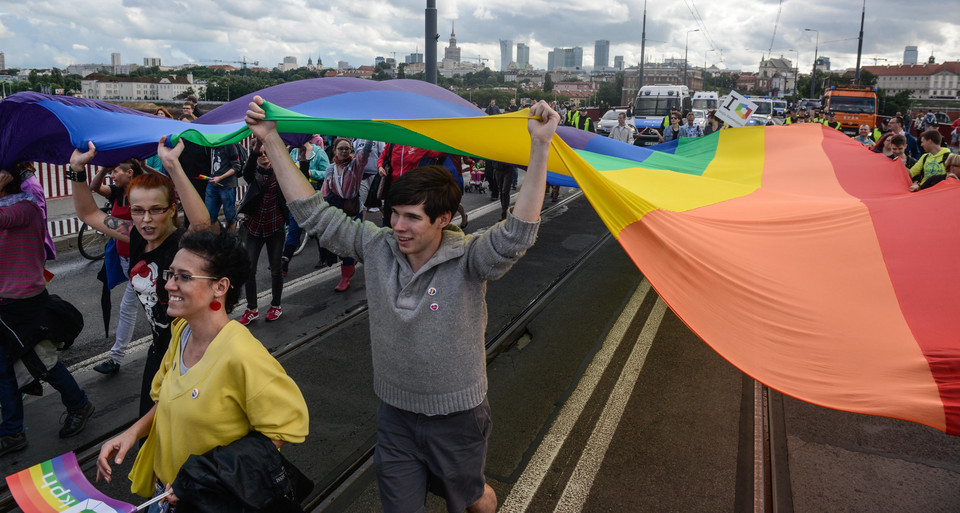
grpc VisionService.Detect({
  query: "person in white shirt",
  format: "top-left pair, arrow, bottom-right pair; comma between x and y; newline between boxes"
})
680,111 -> 703,138
608,111 -> 634,143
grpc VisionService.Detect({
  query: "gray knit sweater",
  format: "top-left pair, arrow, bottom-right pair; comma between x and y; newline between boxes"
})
289,193 -> 540,414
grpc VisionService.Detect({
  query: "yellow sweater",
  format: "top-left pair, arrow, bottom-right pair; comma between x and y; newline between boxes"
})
129,319 -> 309,496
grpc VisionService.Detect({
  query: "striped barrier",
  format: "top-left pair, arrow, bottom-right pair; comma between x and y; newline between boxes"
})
35,138 -> 254,238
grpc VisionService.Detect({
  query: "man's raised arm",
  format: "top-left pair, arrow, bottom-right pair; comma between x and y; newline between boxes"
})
244,96 -> 316,202
511,101 -> 561,222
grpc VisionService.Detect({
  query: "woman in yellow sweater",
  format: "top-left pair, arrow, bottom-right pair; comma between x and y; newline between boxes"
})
95,230 -> 309,509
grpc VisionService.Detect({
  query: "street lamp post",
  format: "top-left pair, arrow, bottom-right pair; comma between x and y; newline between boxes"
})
804,28 -> 819,99
787,49 -> 799,101
705,49 -> 717,91
684,29 -> 700,88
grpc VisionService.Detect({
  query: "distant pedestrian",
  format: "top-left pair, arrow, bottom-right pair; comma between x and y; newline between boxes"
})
888,134 -> 916,169
320,137 -> 373,292
237,142 -> 287,325
909,130 -> 951,192
662,113 -> 683,141
204,144 -> 243,233
703,111 -> 723,135
0,169 -> 94,453
89,160 -> 145,375
283,135 -> 330,273
485,99 -> 501,116
608,111 -> 633,143
680,111 -> 703,138
853,124 -> 874,148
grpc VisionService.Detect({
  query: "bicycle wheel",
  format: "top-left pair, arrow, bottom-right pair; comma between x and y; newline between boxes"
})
77,222 -> 108,260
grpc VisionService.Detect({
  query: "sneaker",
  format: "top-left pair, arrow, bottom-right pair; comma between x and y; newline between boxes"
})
239,309 -> 259,325
281,257 -> 290,277
266,306 -> 282,322
59,402 -> 94,438
93,359 -> 120,375
0,432 -> 27,456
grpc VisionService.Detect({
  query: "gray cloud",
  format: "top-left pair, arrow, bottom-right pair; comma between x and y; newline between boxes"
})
1,1 -> 957,73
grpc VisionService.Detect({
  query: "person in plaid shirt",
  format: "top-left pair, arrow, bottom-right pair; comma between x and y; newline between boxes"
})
236,141 -> 288,325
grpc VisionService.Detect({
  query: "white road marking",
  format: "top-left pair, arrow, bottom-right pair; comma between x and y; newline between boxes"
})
553,298 -> 667,513
500,279 -> 652,512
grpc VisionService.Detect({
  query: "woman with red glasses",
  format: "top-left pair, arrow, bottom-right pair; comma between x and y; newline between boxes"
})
71,138 -> 214,416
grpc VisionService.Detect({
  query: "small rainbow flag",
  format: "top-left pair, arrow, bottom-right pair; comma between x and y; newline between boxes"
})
5,452 -> 136,513
733,103 -> 754,119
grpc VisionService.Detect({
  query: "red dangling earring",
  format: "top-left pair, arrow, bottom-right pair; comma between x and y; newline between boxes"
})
209,300 -> 222,311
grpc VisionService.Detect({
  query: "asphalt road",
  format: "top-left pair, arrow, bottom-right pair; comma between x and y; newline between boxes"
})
6,182 -> 960,512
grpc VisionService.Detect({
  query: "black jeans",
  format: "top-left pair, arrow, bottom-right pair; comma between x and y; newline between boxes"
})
244,230 -> 285,309
494,167 -> 514,216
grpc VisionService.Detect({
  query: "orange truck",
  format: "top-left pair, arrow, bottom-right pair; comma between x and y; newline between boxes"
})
822,86 -> 878,136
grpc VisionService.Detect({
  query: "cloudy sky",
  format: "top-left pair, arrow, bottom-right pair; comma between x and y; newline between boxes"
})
1,0 -> 958,74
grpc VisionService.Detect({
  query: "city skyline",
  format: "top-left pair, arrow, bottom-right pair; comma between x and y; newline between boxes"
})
0,1 -> 957,74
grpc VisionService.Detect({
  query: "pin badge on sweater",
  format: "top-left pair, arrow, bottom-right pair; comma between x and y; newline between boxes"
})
430,303 -> 439,311
428,287 -> 437,296
191,388 -> 200,399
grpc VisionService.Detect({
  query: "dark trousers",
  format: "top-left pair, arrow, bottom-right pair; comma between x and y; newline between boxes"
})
494,167 -> 514,216
245,230 -> 285,309
140,338 -> 167,417
0,293 -> 88,435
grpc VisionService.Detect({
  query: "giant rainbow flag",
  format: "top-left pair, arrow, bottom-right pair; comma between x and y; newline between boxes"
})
2,78 -> 959,434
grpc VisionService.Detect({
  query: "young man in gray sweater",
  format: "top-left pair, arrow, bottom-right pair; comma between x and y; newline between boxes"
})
245,96 -> 561,513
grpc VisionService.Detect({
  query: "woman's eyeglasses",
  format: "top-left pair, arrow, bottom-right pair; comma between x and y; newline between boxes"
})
162,270 -> 220,283
130,206 -> 173,217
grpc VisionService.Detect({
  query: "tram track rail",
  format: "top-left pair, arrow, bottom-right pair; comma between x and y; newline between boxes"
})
0,191 -> 590,512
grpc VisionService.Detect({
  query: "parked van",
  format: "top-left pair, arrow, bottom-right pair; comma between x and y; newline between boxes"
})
632,84 -> 691,145
692,91 -> 719,111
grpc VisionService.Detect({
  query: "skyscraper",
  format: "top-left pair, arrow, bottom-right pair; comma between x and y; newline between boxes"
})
904,46 -> 918,65
594,40 -> 610,70
0,52 -> 5,71
516,43 -> 530,70
500,39 -> 513,72
444,22 -> 461,64
548,47 -> 583,71
570,47 -> 583,69
111,52 -> 121,74
614,55 -> 624,71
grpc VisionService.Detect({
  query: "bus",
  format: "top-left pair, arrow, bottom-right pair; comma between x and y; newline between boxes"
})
633,85 -> 691,145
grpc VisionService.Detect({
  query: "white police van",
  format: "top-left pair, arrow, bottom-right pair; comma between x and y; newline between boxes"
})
632,84 -> 691,146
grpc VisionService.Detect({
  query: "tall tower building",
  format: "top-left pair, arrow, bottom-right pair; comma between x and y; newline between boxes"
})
903,45 -> 918,65
570,46 -> 583,69
548,47 -> 583,71
499,39 -> 513,72
614,55 -> 624,70
516,43 -> 530,70
594,40 -> 610,70
111,52 -> 121,73
444,22 -> 461,64
0,52 -> 5,71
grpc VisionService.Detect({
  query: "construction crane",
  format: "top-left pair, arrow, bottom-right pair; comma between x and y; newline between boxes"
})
870,57 -> 888,65
204,57 -> 260,76
477,55 -> 489,67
